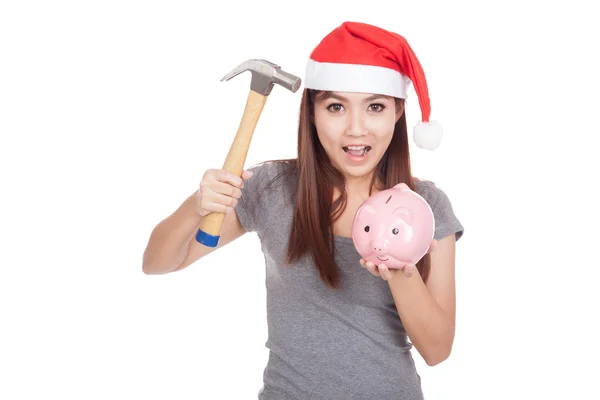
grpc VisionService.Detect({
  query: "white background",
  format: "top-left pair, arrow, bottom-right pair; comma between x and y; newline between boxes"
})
1,0 -> 599,399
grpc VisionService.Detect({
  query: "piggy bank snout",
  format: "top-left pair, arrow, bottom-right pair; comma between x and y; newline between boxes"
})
371,239 -> 389,254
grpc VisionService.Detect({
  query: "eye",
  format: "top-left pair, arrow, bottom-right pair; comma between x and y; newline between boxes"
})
369,103 -> 386,112
327,103 -> 344,113
364,226 -> 370,232
392,228 -> 399,235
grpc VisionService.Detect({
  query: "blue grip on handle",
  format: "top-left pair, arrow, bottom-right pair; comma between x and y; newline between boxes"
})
195,229 -> 220,247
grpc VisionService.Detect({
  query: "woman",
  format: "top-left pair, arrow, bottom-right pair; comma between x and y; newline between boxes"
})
143,21 -> 464,400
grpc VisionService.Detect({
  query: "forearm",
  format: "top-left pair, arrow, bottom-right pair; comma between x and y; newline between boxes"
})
388,273 -> 454,366
142,191 -> 203,274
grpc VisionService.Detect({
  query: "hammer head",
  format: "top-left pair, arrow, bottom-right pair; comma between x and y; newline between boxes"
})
221,59 -> 301,96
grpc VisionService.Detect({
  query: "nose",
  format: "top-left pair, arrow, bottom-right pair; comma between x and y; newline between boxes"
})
346,110 -> 367,137
371,240 -> 388,254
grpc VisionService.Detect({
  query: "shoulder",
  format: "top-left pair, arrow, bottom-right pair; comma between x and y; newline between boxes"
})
414,177 -> 449,207
413,177 -> 464,241
247,159 -> 296,180
244,159 -> 297,195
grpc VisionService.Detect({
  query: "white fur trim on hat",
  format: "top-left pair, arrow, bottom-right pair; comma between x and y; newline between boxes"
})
304,59 -> 408,98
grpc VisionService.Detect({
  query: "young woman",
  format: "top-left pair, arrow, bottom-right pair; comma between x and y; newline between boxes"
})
143,21 -> 464,400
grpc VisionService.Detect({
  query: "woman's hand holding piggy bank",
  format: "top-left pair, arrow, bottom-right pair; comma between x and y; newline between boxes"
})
352,183 -> 436,280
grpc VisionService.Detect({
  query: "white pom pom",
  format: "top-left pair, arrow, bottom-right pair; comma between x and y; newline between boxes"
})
413,120 -> 443,150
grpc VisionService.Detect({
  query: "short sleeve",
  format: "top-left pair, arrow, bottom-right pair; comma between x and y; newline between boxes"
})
234,161 -> 279,234
416,180 -> 464,242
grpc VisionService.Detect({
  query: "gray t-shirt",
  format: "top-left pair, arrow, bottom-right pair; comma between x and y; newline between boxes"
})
234,160 -> 464,400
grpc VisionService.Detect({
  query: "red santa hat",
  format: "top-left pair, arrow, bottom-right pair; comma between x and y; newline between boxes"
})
304,21 -> 442,150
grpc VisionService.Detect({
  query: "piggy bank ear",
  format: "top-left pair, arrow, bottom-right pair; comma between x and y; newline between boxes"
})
393,183 -> 410,191
393,207 -> 413,225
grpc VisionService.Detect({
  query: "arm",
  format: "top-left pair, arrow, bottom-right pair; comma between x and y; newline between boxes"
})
387,233 -> 457,366
142,191 -> 247,274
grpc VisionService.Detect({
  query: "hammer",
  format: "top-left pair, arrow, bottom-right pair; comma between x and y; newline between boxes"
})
195,59 -> 301,247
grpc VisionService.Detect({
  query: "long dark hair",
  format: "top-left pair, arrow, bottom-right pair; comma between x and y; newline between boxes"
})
268,88 -> 431,289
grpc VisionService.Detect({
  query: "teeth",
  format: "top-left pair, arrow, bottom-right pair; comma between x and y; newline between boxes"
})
343,145 -> 371,152
343,145 -> 371,156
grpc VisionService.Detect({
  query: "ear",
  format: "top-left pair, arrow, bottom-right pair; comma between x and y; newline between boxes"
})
393,183 -> 409,190
395,99 -> 405,123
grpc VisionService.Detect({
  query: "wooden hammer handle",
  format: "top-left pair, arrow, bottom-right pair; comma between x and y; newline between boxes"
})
196,90 -> 268,247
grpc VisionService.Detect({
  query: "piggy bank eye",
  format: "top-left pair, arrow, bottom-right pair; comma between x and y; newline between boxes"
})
392,228 -> 399,235
364,226 -> 370,232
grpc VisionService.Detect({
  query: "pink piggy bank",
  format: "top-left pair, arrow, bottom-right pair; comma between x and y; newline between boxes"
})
351,183 -> 435,269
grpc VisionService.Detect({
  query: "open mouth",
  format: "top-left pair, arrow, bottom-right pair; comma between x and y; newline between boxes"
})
343,145 -> 372,157
377,256 -> 388,261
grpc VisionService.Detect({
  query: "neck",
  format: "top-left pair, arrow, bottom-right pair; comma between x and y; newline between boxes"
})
341,172 -> 384,198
